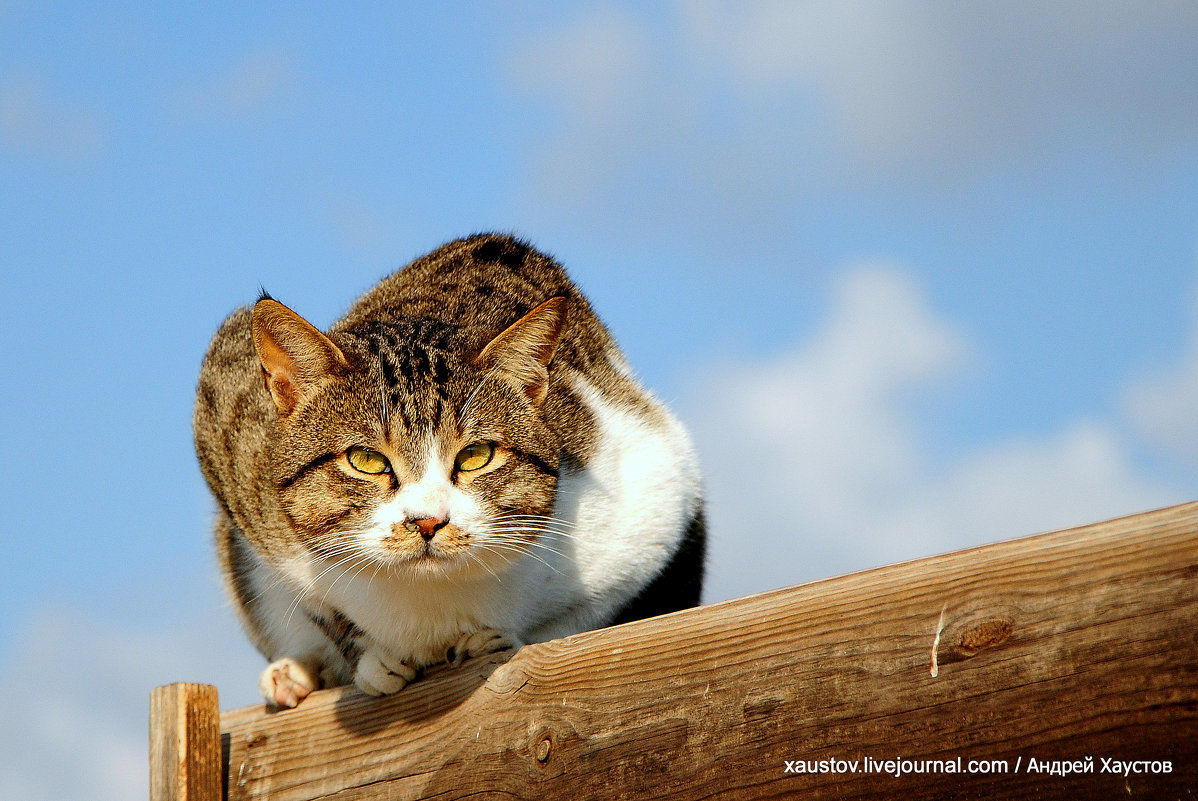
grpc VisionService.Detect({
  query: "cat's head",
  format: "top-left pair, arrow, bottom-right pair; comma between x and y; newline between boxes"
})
251,294 -> 568,580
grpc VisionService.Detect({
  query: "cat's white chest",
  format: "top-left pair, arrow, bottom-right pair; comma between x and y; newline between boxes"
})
520,374 -> 702,639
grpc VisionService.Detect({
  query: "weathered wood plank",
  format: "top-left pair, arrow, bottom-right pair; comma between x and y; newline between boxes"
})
220,501 -> 1198,799
150,682 -> 222,801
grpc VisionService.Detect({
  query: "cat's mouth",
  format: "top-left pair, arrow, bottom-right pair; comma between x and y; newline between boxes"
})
379,523 -> 472,568
371,521 -> 534,580
411,542 -> 456,563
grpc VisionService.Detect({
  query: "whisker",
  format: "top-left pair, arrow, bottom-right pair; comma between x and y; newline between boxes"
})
487,538 -> 569,562
377,349 -> 391,430
458,362 -> 506,425
462,548 -> 504,582
480,515 -> 575,532
484,516 -> 579,537
317,552 -> 379,611
476,542 -> 559,573
483,531 -> 569,551
283,550 -> 366,628
471,532 -> 569,574
241,529 -> 363,608
488,512 -> 577,526
481,526 -> 578,544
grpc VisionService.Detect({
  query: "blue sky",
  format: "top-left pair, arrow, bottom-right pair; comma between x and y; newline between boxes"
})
3,3 -> 1197,797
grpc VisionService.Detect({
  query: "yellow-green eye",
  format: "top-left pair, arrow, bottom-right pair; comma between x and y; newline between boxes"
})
346,446 -> 391,475
455,442 -> 494,473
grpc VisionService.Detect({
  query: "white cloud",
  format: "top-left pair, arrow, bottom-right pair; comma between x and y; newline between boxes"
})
508,2 -> 1198,206
508,5 -> 672,208
879,421 -> 1173,562
695,265 -> 967,532
684,1 -> 1198,175
0,74 -> 103,159
510,5 -> 650,125
507,6 -> 823,247
686,263 -> 1181,603
0,604 -> 263,801
1125,287 -> 1198,468
172,46 -> 299,122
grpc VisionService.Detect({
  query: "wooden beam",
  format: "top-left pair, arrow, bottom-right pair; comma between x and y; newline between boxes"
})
150,682 -> 222,801
217,501 -> 1198,800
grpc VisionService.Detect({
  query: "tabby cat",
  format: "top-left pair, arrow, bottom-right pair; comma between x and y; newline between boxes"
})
194,234 -> 705,707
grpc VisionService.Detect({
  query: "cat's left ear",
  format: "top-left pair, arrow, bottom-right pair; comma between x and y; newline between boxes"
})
475,296 -> 567,406
252,298 -> 350,416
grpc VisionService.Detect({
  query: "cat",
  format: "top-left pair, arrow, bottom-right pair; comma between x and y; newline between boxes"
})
194,233 -> 706,707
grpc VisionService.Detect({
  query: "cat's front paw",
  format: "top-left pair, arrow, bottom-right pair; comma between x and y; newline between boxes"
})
446,628 -> 523,667
259,657 -> 320,709
355,647 -> 420,696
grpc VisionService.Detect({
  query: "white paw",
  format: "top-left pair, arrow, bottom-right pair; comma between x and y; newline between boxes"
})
354,647 -> 419,696
446,628 -> 523,667
259,657 -> 320,709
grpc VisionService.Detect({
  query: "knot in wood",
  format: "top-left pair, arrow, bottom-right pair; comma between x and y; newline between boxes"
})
958,617 -> 1013,653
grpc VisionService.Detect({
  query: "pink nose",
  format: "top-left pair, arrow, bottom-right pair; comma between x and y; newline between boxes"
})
403,517 -> 448,541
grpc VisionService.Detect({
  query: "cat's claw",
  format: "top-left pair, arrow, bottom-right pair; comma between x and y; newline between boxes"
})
446,628 -> 523,667
355,648 -> 419,696
259,657 -> 319,709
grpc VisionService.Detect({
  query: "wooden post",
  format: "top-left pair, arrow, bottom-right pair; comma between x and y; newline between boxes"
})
150,682 -> 221,801
201,501 -> 1198,799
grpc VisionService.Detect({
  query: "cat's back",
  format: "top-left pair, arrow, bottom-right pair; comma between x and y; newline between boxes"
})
335,234 -> 616,372
193,304 -> 282,533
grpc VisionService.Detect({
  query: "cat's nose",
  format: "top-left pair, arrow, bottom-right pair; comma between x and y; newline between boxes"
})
403,516 -> 448,541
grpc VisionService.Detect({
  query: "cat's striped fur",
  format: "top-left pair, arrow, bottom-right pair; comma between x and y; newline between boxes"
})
194,234 -> 704,707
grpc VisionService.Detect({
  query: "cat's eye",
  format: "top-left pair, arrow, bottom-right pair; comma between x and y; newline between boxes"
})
346,445 -> 391,475
455,442 -> 494,473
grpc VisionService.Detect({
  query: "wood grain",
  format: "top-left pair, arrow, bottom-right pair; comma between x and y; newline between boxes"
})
213,501 -> 1198,799
150,682 -> 221,801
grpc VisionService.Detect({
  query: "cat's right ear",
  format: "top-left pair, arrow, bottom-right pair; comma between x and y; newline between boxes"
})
252,298 -> 349,417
